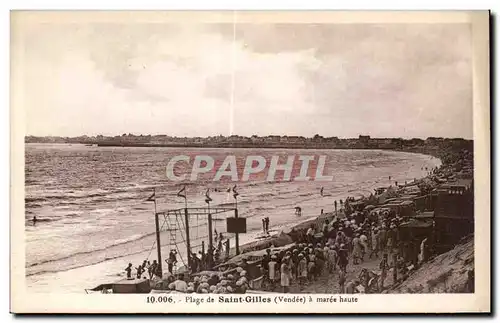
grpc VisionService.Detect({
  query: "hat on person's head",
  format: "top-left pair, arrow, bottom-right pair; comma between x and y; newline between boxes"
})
194,276 -> 200,282
209,285 -> 216,292
240,270 -> 247,276
324,246 -> 329,251
236,267 -> 243,273
298,253 -> 304,258
201,289 -> 209,293
227,286 -> 233,293
236,280 -> 243,286
271,255 -> 277,259
227,274 -> 234,280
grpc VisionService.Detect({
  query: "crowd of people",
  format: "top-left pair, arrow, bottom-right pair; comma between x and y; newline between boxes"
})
119,146 -> 472,295
151,267 -> 251,294
258,194 -> 431,294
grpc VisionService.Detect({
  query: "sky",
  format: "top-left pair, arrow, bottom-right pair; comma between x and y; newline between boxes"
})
16,18 -> 473,139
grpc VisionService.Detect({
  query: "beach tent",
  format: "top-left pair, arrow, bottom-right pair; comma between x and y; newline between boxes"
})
364,205 -> 376,211
218,243 -> 296,266
377,186 -> 397,204
272,232 -> 294,247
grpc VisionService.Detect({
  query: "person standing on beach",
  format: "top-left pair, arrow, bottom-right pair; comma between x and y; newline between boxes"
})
141,260 -> 148,276
379,253 -> 389,290
338,269 -> 346,293
370,227 -> 379,259
378,225 -> 387,254
351,234 -> 362,265
338,244 -> 349,273
359,232 -> 368,259
167,250 -> 177,274
136,264 -> 143,279
261,248 -> 271,274
265,217 -> 270,234
322,220 -> 329,243
328,245 -> 338,272
268,255 -> 278,291
392,252 -> 398,285
334,200 -> 338,215
335,230 -> 347,246
281,257 -> 291,293
217,233 -> 224,252
298,254 -> 307,286
306,225 -> 315,244
149,260 -> 158,279
262,219 -> 266,234
307,250 -> 316,281
125,263 -> 132,279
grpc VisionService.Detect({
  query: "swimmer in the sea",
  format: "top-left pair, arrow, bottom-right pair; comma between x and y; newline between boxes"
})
33,216 -> 37,225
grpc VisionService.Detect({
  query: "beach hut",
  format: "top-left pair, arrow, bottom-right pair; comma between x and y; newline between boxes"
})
364,205 -> 376,212
400,200 -> 416,218
86,278 -> 152,294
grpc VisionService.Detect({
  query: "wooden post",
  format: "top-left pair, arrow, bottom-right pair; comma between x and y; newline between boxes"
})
235,209 -> 240,255
225,238 -> 230,259
207,212 -> 213,268
184,208 -> 191,270
154,212 -> 163,277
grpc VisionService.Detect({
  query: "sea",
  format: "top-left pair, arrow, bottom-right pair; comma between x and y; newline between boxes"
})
24,144 -> 441,293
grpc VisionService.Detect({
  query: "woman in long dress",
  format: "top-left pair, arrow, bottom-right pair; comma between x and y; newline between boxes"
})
351,233 -> 362,265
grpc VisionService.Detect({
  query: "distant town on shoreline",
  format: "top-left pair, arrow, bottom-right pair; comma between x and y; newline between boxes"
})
25,134 -> 473,152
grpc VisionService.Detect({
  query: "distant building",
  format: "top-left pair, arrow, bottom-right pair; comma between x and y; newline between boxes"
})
359,135 -> 370,144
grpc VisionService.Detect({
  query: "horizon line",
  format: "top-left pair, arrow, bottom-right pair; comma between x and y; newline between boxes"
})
24,133 -> 474,141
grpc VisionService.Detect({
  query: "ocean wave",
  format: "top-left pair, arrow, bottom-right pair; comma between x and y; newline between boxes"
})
255,192 -> 275,198
26,247 -> 150,277
25,197 -> 47,203
254,206 -> 277,212
24,216 -> 60,223
26,232 -> 156,269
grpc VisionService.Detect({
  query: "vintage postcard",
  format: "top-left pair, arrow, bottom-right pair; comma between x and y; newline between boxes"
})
10,10 -> 490,313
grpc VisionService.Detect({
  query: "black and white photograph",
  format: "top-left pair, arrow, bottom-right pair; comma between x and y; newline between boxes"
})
10,10 -> 490,313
